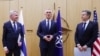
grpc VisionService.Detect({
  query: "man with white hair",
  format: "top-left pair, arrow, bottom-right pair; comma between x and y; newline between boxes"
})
2,10 -> 24,56
37,9 -> 58,56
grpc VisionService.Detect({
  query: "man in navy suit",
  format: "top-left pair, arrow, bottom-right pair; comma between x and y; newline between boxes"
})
75,10 -> 98,52
37,9 -> 58,56
2,10 -> 24,56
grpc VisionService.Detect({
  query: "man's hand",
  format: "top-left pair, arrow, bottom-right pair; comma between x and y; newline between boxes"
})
82,45 -> 88,51
43,35 -> 50,42
77,44 -> 83,52
4,47 -> 9,54
18,42 -> 22,47
49,35 -> 53,41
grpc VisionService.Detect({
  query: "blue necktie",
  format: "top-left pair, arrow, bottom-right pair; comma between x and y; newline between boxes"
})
82,22 -> 86,32
13,22 -> 17,32
47,20 -> 50,30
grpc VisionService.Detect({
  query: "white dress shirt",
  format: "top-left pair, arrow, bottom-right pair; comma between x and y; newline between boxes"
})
46,19 -> 51,29
83,20 -> 90,30
10,20 -> 17,30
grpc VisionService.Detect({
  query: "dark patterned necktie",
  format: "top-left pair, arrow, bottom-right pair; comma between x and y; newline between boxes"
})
13,22 -> 17,32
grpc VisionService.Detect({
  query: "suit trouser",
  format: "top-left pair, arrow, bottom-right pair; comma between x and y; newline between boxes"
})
40,46 -> 55,56
6,47 -> 20,56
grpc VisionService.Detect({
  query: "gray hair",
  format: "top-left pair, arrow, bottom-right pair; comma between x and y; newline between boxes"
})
44,9 -> 52,14
9,10 -> 18,16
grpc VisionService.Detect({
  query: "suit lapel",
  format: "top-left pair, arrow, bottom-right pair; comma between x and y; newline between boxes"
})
43,20 -> 48,31
85,21 -> 91,32
9,21 -> 15,32
80,23 -> 83,32
45,20 -> 47,29
16,22 -> 19,32
16,22 -> 22,33
49,20 -> 53,31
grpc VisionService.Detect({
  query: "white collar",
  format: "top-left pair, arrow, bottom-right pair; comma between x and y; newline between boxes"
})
10,20 -> 14,24
10,19 -> 17,24
82,20 -> 90,30
83,20 -> 90,24
46,19 -> 52,22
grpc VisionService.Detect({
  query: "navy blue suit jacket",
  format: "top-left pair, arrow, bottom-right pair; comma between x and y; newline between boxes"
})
75,21 -> 98,47
37,20 -> 58,48
2,21 -> 24,49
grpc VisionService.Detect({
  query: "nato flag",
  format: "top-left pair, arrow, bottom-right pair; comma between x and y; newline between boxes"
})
55,9 -> 63,56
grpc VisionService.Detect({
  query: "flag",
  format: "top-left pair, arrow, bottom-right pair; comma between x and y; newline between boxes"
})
55,9 -> 63,56
92,38 -> 100,56
92,10 -> 100,56
52,12 -> 55,21
93,10 -> 98,22
18,9 -> 27,56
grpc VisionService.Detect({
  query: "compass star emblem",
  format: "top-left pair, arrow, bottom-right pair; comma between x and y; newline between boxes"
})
55,17 -> 71,48
61,17 -> 71,43
55,34 -> 63,48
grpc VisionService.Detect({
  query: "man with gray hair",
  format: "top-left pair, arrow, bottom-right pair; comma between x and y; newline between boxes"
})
37,9 -> 58,56
2,10 -> 24,56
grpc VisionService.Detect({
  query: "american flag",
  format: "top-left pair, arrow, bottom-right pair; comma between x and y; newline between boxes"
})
92,10 -> 100,56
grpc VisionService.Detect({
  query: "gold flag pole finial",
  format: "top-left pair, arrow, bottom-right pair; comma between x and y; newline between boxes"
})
58,7 -> 61,10
21,7 -> 23,9
54,2 -> 56,10
94,7 -> 96,10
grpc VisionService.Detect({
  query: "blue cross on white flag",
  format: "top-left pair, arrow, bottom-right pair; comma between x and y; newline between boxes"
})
18,9 -> 27,56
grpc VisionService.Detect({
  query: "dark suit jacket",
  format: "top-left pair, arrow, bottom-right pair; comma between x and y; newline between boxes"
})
2,21 -> 24,50
75,21 -> 98,47
37,20 -> 58,48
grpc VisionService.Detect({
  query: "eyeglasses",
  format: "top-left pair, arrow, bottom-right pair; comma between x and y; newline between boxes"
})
46,12 -> 51,13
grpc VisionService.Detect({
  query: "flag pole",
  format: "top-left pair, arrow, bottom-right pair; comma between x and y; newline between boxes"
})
94,7 -> 96,9
21,6 -> 23,9
94,7 -> 96,10
20,6 -> 23,11
53,2 -> 56,21
58,7 -> 60,10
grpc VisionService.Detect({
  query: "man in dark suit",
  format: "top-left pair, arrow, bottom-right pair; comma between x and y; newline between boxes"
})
2,10 -> 24,56
37,9 -> 58,56
75,10 -> 98,52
